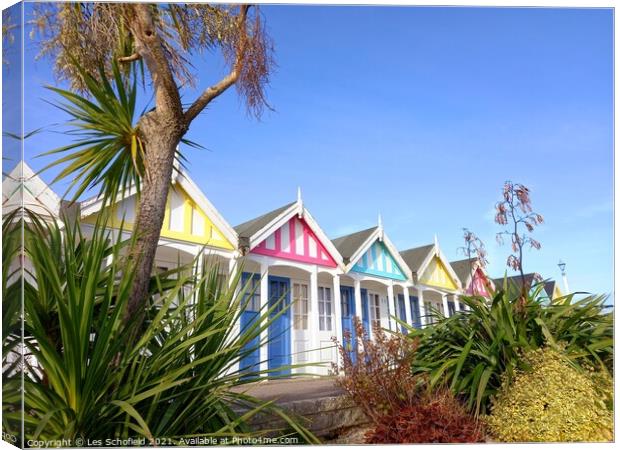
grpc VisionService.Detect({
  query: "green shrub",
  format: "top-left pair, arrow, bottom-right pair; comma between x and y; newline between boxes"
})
589,368 -> 614,412
486,347 -> 613,442
408,281 -> 612,415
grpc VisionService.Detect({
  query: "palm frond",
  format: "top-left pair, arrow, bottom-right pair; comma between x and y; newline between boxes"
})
39,62 -> 187,206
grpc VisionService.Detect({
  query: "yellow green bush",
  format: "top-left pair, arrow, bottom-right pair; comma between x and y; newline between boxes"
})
486,347 -> 613,442
585,363 -> 614,412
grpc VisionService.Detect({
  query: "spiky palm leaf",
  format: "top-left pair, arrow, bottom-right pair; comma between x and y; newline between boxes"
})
40,63 -> 199,205
2,209 -> 23,380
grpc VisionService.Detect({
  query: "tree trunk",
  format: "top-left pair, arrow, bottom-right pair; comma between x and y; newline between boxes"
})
123,112 -> 184,323
120,3 -> 248,327
122,4 -> 187,324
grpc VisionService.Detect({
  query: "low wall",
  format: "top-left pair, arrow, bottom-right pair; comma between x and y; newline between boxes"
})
235,378 -> 370,441
248,393 -> 370,441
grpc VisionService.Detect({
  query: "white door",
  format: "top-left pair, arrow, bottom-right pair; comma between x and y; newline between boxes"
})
317,285 -> 336,373
367,292 -> 382,337
292,281 -> 309,373
379,295 -> 391,331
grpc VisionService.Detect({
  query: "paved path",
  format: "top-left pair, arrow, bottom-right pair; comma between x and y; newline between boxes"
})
233,377 -> 345,403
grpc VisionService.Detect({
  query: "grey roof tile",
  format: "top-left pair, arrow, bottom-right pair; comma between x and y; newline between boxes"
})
234,202 -> 296,239
331,227 -> 377,264
450,258 -> 477,285
492,273 -> 556,298
543,281 -> 557,298
400,244 -> 435,273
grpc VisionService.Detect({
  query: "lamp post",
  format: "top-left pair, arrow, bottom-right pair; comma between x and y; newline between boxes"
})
558,260 -> 569,294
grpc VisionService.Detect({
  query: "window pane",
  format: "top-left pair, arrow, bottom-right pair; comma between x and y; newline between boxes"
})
242,294 -> 250,310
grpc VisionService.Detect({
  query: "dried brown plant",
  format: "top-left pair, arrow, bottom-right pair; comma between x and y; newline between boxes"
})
331,317 -> 421,424
364,388 -> 486,443
495,181 -> 544,296
30,3 -> 273,116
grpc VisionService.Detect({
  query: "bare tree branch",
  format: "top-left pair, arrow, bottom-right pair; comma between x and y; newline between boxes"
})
183,5 -> 249,124
118,52 -> 141,63
184,70 -> 239,123
130,3 -> 184,121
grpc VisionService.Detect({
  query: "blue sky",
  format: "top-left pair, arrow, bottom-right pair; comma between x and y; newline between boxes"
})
10,5 -> 614,300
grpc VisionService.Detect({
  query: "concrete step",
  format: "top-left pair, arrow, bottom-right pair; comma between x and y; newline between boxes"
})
233,377 -> 370,440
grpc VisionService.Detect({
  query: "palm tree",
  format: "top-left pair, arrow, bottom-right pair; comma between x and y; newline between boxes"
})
31,3 -> 273,329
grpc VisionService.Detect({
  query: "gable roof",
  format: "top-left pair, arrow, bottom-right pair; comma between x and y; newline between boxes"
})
331,224 -> 413,280
79,165 -> 239,248
2,161 -> 61,219
331,226 -> 377,264
400,244 -> 435,273
450,258 -> 477,286
493,273 -> 537,289
233,193 -> 344,268
234,202 -> 296,240
492,273 -> 558,298
544,280 -> 559,298
173,170 -> 239,248
451,257 -> 495,295
400,241 -> 462,289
